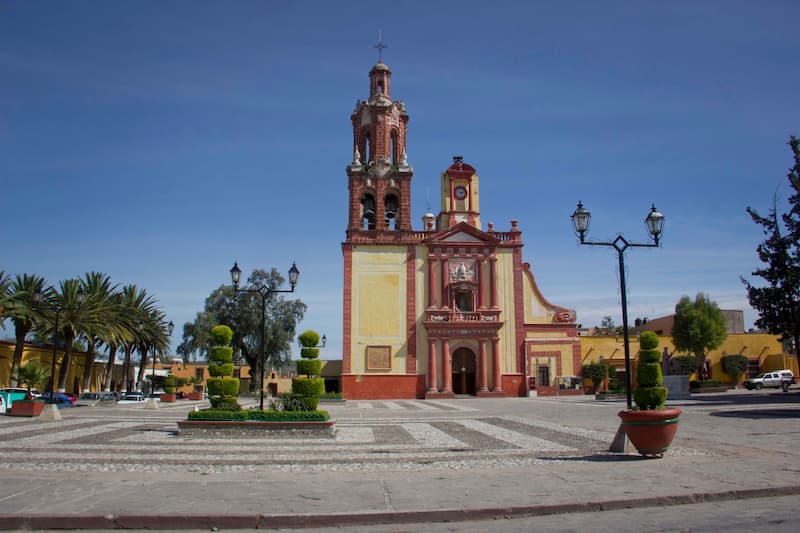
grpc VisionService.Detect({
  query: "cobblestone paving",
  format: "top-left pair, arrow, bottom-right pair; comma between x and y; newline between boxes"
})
0,400 -> 708,474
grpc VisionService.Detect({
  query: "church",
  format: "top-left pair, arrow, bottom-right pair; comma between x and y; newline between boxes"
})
341,59 -> 581,399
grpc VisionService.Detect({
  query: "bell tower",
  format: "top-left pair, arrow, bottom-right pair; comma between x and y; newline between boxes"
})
437,156 -> 482,230
345,59 -> 413,237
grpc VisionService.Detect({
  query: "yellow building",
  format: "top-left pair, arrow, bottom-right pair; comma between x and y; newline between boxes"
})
341,60 -> 579,399
579,333 -> 795,389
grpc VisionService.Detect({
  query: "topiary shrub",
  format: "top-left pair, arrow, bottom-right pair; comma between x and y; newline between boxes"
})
633,332 -> 668,410
672,355 -> 697,376
582,360 -> 608,391
164,376 -> 177,394
291,329 -> 325,411
722,354 -> 748,385
205,324 -> 239,410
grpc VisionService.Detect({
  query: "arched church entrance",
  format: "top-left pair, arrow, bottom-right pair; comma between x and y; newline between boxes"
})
452,347 -> 477,395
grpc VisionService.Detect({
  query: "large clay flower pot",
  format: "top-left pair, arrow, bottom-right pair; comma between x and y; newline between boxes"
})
618,408 -> 682,457
9,400 -> 45,417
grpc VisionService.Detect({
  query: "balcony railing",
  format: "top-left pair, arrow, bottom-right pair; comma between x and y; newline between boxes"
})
427,310 -> 501,323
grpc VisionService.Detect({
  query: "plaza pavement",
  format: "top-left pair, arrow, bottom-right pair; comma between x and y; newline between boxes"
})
0,390 -> 798,530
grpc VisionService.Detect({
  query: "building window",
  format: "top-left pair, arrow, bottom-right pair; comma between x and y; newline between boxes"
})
195,368 -> 204,380
455,289 -> 474,312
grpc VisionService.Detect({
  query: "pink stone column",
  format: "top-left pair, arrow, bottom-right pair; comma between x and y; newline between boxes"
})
440,259 -> 448,309
478,259 -> 487,310
490,257 -> 499,309
478,339 -> 489,392
491,337 -> 503,392
427,338 -> 438,392
427,257 -> 437,309
441,339 -> 452,392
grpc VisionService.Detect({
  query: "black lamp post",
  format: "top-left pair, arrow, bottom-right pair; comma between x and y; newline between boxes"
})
151,320 -> 175,394
229,261 -> 300,410
571,201 -> 665,410
33,286 -> 85,401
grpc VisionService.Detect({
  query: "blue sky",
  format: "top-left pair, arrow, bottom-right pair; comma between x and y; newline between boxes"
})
2,1 -> 799,358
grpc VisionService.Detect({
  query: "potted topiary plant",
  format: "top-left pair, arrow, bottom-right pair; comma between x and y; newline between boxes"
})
161,376 -> 177,402
618,331 -> 682,457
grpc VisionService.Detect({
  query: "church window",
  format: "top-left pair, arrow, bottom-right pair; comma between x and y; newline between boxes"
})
390,130 -> 398,165
361,194 -> 376,230
455,289 -> 474,312
362,131 -> 371,164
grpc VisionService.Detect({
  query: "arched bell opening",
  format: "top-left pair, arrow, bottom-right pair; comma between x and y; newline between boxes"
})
452,348 -> 477,395
384,193 -> 399,231
361,193 -> 376,230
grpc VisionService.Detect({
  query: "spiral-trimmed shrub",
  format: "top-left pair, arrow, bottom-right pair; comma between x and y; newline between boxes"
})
633,331 -> 668,410
205,324 -> 239,410
291,329 -> 325,411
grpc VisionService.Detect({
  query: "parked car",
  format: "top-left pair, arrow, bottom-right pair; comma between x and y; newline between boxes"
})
116,393 -> 147,404
37,392 -> 74,408
75,392 -> 117,407
0,394 -> 6,414
744,370 -> 795,391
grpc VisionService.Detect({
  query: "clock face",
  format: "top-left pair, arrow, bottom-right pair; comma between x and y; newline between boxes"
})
454,186 -> 467,200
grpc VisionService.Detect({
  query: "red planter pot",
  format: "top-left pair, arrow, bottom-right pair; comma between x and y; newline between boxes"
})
9,400 -> 45,417
187,393 -> 203,401
160,393 -> 177,403
618,408 -> 682,457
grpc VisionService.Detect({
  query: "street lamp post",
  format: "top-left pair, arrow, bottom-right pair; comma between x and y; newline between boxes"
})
151,320 -> 175,395
33,286 -> 85,401
229,261 -> 300,410
571,201 -> 665,410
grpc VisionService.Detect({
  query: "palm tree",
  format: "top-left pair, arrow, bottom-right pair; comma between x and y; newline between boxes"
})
102,290 -> 133,392
3,274 -> 47,387
135,309 -> 170,392
46,278 -> 105,392
78,272 -> 121,392
16,361 -> 49,394
117,285 -> 158,393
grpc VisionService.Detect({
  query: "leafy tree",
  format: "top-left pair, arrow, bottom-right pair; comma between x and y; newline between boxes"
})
292,329 -> 324,410
633,331 -> 667,410
593,316 -> 621,336
672,293 -> 727,380
2,274 -> 47,387
206,324 -> 239,410
741,136 -> 800,364
181,268 -> 306,392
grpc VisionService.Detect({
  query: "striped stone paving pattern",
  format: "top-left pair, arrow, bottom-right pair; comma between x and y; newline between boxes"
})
0,400 -> 619,473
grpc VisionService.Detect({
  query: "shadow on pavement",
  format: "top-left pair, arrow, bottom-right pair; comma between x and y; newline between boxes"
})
541,454 -> 657,463
710,408 -> 800,419
687,391 -> 799,406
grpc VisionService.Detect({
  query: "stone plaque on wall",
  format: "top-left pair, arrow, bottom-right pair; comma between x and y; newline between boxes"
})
366,346 -> 392,371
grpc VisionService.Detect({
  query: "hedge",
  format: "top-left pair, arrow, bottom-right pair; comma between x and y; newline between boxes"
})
297,359 -> 322,377
187,409 -> 330,422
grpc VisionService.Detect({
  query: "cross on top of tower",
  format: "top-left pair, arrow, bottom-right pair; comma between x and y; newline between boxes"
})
374,30 -> 387,62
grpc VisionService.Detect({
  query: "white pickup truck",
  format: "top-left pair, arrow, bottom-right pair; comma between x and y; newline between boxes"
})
744,370 -> 795,391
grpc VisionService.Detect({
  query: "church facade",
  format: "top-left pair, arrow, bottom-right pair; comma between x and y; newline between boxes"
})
341,60 -> 581,399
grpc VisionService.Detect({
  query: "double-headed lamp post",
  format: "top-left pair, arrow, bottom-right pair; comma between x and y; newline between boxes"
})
230,261 -> 300,410
151,320 -> 175,394
571,201 -> 665,410
33,286 -> 85,400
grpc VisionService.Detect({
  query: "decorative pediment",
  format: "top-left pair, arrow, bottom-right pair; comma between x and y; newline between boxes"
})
425,221 -> 499,245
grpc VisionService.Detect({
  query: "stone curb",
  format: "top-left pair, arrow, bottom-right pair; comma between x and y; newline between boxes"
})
1,485 -> 798,530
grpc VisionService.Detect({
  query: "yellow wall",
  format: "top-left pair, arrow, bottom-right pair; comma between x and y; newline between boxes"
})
350,246 -> 408,374
496,248 -> 517,373
579,333 -> 794,383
